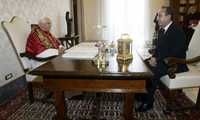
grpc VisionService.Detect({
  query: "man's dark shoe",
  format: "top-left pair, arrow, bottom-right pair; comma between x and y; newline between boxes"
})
135,102 -> 153,112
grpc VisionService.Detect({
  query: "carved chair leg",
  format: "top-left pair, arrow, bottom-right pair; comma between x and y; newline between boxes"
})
27,82 -> 34,103
94,93 -> 101,120
196,88 -> 200,109
165,89 -> 174,102
165,90 -> 180,111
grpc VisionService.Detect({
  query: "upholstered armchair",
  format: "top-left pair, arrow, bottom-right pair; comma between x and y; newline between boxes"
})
1,16 -> 55,103
160,22 -> 200,110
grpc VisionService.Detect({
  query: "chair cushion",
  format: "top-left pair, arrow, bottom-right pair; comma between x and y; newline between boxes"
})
161,65 -> 200,89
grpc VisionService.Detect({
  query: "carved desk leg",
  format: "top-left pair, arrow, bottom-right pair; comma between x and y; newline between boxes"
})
54,90 -> 65,120
94,93 -> 101,120
124,93 -> 134,120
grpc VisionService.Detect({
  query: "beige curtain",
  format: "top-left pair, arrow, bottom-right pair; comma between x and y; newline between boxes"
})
72,0 -> 169,43
71,0 -> 85,42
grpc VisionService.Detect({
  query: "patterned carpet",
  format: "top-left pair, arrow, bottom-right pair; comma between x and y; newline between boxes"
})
0,88 -> 200,120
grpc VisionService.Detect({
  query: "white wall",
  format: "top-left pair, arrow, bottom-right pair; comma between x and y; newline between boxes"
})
0,0 -> 71,37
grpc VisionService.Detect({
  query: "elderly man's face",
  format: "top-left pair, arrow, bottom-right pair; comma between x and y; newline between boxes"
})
40,18 -> 52,32
157,9 -> 171,28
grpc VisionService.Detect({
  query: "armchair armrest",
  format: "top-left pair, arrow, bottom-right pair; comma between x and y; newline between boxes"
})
164,56 -> 200,79
58,35 -> 79,49
20,52 -> 57,62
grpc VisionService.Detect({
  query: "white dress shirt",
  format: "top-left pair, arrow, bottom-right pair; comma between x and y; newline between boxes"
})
164,21 -> 173,33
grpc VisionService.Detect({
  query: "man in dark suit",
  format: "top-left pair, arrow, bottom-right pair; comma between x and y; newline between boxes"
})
136,6 -> 188,112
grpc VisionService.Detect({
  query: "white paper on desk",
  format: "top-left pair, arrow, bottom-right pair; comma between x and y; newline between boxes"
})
62,52 -> 97,60
75,42 -> 96,47
62,42 -> 98,60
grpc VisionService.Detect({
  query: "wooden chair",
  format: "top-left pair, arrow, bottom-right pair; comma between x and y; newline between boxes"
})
59,35 -> 79,49
160,22 -> 200,110
1,16 -> 55,103
58,11 -> 79,49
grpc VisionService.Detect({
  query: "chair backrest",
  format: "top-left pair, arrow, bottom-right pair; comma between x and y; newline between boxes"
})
0,24 -> 24,86
186,22 -> 200,60
2,16 -> 31,69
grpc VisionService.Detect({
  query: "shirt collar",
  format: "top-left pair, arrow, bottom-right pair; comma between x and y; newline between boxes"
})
164,21 -> 173,33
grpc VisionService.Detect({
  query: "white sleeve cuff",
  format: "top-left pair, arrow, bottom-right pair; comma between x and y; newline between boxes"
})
36,49 -> 59,58
59,45 -> 65,48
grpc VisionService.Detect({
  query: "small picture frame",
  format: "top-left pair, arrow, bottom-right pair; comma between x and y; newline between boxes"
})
180,0 -> 187,4
189,0 -> 195,4
179,6 -> 186,13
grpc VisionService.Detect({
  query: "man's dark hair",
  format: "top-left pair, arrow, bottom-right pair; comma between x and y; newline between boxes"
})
162,6 -> 174,20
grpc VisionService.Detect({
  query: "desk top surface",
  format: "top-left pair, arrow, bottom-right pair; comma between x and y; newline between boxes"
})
31,43 -> 153,80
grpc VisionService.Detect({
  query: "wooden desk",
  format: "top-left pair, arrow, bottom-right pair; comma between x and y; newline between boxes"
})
30,50 -> 153,120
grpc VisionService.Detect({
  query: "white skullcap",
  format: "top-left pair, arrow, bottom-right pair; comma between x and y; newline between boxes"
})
38,17 -> 51,25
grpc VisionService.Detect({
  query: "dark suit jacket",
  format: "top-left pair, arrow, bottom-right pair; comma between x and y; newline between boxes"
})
154,22 -> 188,77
